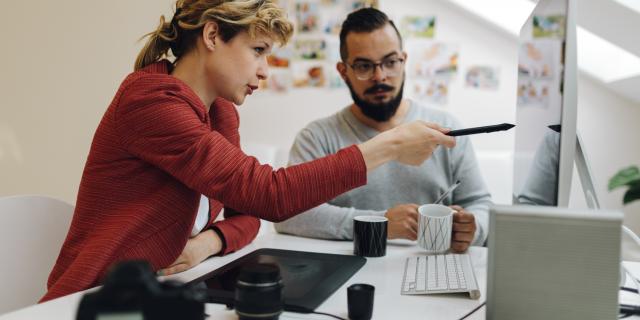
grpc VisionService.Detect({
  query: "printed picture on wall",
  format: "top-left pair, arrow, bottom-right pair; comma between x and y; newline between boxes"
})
410,43 -> 459,79
517,80 -> 550,107
518,42 -> 556,79
293,64 -> 327,88
320,3 -> 348,34
275,0 -> 293,11
295,38 -> 327,60
401,16 -> 436,38
413,79 -> 449,105
532,15 -> 566,39
328,67 -> 346,88
267,47 -> 294,68
465,66 -> 500,90
295,0 -> 321,33
260,69 -> 293,93
346,0 -> 378,11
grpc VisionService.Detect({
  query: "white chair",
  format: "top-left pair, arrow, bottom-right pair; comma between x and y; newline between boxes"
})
0,195 -> 74,315
475,150 -> 514,205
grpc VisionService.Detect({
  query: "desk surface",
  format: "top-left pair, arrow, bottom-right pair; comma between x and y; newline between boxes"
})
0,233 -> 487,320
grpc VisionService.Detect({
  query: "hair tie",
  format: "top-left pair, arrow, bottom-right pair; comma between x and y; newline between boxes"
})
169,7 -> 183,56
170,7 -> 182,28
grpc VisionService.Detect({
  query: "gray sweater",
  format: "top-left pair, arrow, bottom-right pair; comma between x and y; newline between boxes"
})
275,101 -> 492,245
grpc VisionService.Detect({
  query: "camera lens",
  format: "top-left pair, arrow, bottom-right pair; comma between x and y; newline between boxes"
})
234,263 -> 284,320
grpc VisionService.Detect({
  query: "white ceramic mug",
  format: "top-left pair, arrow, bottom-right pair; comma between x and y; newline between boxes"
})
417,204 -> 455,253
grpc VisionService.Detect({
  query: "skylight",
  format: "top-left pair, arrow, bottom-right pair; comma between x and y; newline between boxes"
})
447,0 -> 640,83
615,0 -> 640,14
447,0 -> 536,36
577,27 -> 640,83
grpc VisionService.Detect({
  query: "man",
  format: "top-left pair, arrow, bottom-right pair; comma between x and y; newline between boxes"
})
275,8 -> 491,251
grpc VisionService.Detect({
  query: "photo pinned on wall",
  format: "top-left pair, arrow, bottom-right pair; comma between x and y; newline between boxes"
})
532,15 -> 566,39
321,13 -> 345,35
517,80 -> 551,107
409,43 -> 459,79
275,0 -> 293,12
318,1 -> 348,34
328,66 -> 346,88
267,46 -> 294,68
518,42 -> 556,79
259,69 -> 293,93
413,78 -> 449,106
465,66 -> 500,90
293,63 -> 327,88
346,0 -> 379,11
401,16 -> 436,39
295,38 -> 327,60
295,0 -> 321,33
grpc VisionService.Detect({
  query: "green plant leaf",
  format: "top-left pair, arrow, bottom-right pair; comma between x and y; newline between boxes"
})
623,182 -> 640,205
609,166 -> 640,191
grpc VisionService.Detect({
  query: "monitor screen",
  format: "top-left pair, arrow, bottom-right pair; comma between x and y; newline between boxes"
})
513,0 -> 577,207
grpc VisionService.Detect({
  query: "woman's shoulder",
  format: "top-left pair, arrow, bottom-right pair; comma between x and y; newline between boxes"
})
115,61 -> 204,111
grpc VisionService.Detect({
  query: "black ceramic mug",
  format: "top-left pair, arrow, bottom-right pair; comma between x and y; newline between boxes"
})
353,216 -> 388,257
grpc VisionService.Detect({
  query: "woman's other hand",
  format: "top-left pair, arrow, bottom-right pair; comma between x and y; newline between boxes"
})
158,229 -> 223,276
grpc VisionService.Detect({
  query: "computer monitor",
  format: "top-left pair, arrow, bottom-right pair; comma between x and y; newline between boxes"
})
513,0 -> 577,207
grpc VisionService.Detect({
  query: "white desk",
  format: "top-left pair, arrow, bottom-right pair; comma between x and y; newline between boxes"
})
0,233 -> 487,320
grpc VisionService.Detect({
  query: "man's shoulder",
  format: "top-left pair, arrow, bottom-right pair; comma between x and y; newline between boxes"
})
298,107 -> 349,137
410,100 -> 460,125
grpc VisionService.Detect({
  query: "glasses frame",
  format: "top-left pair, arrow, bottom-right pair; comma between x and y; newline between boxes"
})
345,57 -> 406,81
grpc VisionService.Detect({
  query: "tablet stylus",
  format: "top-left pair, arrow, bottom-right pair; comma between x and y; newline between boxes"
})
446,123 -> 515,137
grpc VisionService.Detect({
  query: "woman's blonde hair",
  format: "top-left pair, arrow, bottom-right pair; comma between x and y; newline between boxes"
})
135,0 -> 294,71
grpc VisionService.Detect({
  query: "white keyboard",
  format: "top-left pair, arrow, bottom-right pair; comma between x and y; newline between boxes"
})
401,253 -> 480,299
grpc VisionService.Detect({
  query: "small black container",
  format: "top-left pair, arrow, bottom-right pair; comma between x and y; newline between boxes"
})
347,283 -> 375,320
234,263 -> 284,320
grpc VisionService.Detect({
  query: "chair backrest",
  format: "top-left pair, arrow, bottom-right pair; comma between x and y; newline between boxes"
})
0,195 -> 74,315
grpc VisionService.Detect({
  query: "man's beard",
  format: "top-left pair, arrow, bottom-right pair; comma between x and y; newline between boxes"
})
346,78 -> 405,122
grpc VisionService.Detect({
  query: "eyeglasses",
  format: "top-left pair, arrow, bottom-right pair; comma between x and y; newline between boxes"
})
346,57 -> 405,81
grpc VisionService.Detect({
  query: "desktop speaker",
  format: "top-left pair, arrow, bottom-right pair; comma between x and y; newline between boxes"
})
487,205 -> 622,320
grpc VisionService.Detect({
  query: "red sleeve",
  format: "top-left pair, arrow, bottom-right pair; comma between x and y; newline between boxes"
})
208,99 -> 259,255
212,207 -> 260,255
115,78 -> 367,223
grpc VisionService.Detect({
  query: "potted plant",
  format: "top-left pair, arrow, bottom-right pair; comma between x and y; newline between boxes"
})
609,166 -> 640,204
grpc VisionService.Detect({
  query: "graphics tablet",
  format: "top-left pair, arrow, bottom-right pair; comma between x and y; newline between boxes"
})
188,248 -> 366,311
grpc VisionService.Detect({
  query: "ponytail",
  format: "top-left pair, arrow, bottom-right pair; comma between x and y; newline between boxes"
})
134,14 -> 179,71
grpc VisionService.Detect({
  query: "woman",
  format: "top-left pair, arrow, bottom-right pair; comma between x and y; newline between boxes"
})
42,0 -> 455,302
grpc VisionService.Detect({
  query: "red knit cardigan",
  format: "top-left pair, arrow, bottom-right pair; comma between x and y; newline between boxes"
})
41,61 -> 366,302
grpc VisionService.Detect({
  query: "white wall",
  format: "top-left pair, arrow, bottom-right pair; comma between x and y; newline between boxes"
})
0,0 -> 175,202
1,0 -> 639,217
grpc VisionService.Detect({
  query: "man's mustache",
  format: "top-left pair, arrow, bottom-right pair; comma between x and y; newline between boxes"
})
364,84 -> 394,95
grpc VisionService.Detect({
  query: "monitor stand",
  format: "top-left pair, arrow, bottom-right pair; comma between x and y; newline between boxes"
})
575,133 -> 600,210
575,132 -> 639,285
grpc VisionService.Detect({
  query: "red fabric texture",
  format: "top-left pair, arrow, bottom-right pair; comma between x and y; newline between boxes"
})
42,61 -> 367,302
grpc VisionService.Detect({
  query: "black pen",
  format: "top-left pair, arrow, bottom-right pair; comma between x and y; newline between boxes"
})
446,123 -> 515,137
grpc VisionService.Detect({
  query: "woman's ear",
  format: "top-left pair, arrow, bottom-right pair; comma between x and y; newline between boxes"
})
202,21 -> 219,50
